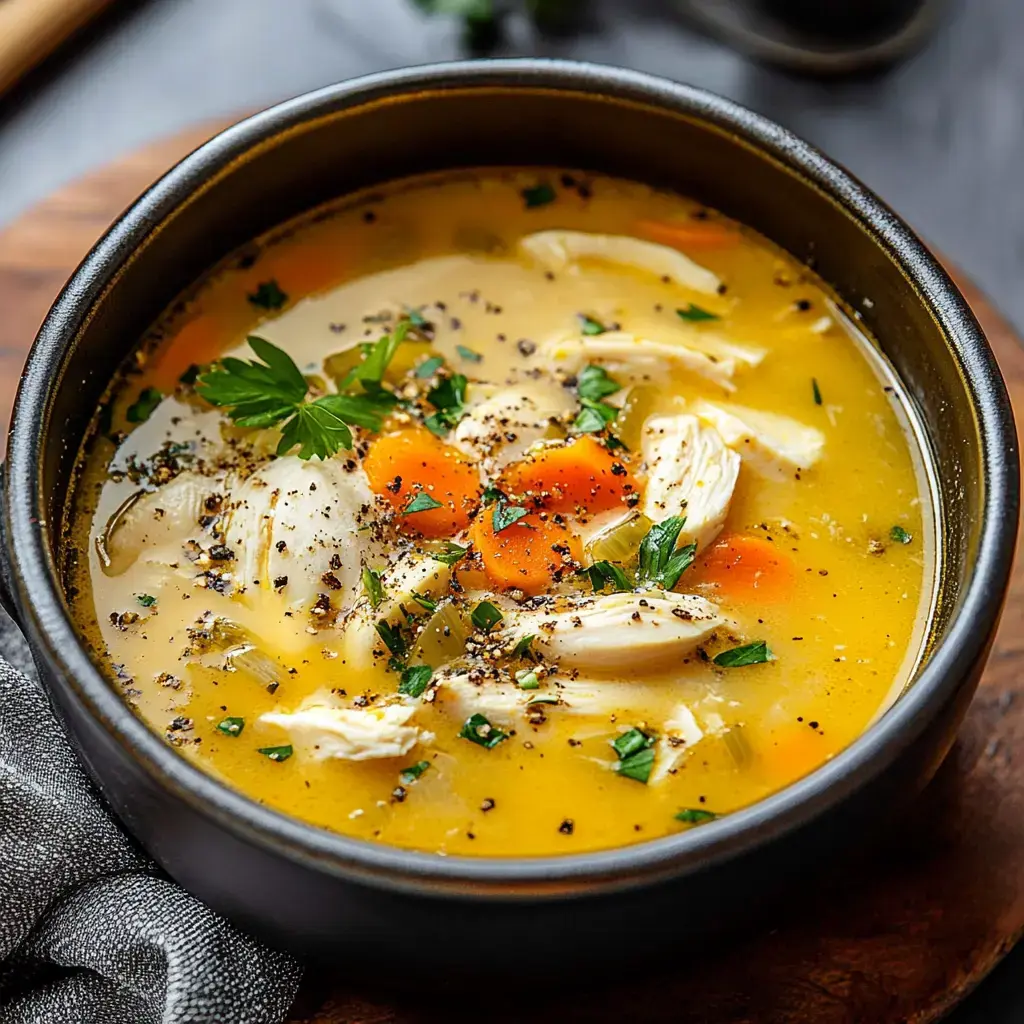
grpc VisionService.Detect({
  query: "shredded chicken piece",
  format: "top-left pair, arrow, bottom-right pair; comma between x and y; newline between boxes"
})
691,400 -> 825,478
541,332 -> 741,391
650,704 -> 706,784
519,230 -> 721,294
506,591 -> 727,675
642,414 -> 740,552
260,701 -> 427,761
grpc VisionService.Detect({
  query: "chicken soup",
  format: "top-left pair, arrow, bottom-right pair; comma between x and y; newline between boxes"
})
65,170 -> 934,856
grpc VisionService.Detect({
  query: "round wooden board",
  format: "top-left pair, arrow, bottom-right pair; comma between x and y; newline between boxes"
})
1,123 -> 1022,1024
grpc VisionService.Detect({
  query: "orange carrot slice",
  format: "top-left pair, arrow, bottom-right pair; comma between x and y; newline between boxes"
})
499,436 -> 638,516
636,219 -> 739,251
469,510 -> 582,596
364,428 -> 480,538
691,533 -> 794,602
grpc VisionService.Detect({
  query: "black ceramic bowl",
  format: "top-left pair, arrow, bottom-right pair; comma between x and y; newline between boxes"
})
1,61 -> 1017,965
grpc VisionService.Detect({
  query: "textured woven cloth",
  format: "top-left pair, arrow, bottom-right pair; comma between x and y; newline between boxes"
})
0,613 -> 302,1023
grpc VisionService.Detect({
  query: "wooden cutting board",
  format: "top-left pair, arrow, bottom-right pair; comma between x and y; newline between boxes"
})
1,122 -> 1021,1024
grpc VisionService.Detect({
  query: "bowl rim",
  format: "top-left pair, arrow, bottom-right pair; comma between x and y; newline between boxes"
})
4,58 -> 1018,896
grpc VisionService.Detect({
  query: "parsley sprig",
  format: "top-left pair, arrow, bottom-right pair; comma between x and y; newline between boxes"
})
573,364 -> 622,435
197,323 -> 409,460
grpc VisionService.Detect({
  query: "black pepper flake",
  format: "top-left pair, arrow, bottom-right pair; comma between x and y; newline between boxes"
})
480,798 -> 496,812
363,210 -> 377,224
516,338 -> 536,357
321,571 -> 343,591
266,682 -> 279,694
329,553 -> 342,571
795,299 -> 813,312
275,540 -> 287,553
558,819 -> 575,835
392,785 -> 407,803
273,576 -> 289,589
208,544 -> 234,562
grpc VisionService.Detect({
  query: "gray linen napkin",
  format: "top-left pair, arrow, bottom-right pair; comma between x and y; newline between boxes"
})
0,612 -> 303,1023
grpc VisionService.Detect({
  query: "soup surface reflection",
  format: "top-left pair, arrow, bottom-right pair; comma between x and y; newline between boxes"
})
67,170 -> 934,856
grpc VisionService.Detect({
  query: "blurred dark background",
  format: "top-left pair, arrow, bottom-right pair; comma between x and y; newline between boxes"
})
0,0 -> 1020,1019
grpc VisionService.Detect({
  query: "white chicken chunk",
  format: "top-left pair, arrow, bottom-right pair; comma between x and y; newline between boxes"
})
541,332 -> 740,391
98,471 -> 228,576
453,381 -> 575,471
642,414 -> 740,552
650,704 -> 706,784
223,455 -> 375,611
506,591 -> 727,675
260,701 -> 427,761
519,231 -> 721,295
692,400 -> 825,479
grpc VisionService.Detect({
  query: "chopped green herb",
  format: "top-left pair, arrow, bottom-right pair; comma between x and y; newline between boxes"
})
612,727 -> 653,760
573,398 -> 618,434
424,372 -> 468,436
126,387 -> 162,424
522,183 -> 556,209
406,308 -> 429,328
415,355 -> 445,379
136,594 -> 157,608
578,313 -> 609,336
577,364 -> 622,402
526,693 -> 560,706
714,640 -> 771,667
412,591 -> 438,613
257,745 -> 293,762
399,664 -> 433,698
471,601 -> 504,633
675,808 -> 718,825
617,747 -> 655,784
216,716 -> 245,737
481,483 -> 505,506
581,560 -> 632,594
456,344 -> 483,363
676,303 -> 719,323
352,319 -> 411,391
812,377 -> 823,406
248,279 -> 288,310
512,634 -> 536,659
515,669 -> 540,690
362,567 -> 384,609
492,500 -> 531,533
890,525 -> 912,545
403,492 -> 444,515
429,541 -> 468,567
636,516 -> 696,590
458,713 -> 508,749
376,619 -> 408,660
604,434 -> 629,453
400,760 -> 431,784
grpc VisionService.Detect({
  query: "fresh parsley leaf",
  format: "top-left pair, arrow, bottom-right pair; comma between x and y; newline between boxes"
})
308,391 -> 397,431
412,592 -> 438,613
126,387 -> 162,424
492,500 -> 530,533
376,619 -> 408,660
581,560 -> 632,594
424,372 -> 468,436
415,355 -> 445,379
578,314 -> 609,336
812,377 -> 823,406
459,712 -> 508,749
399,664 -> 433,698
248,279 -> 288,310
577,364 -> 622,401
198,336 -> 307,423
481,483 -> 505,506
276,398 -> 354,460
429,541 -> 468,566
362,567 -> 384,609
617,746 -> 655,784
471,601 -> 504,633
400,760 -> 431,784
515,668 -> 540,690
613,727 -> 653,760
456,344 -> 483,363
675,808 -> 717,825
676,303 -> 719,323
573,398 -> 618,434
352,319 -> 411,391
403,492 -> 444,515
636,517 -> 697,590
406,308 -> 430,328
257,744 -> 293,762
713,640 -> 771,667
216,716 -> 244,737
136,594 -> 157,608
512,634 -> 536,659
522,183 -> 556,208
890,525 -> 912,545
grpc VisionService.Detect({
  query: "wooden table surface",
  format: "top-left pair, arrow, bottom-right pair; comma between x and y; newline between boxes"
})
0,122 -> 1022,1024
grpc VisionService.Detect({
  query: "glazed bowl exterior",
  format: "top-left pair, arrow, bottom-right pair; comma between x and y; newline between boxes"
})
1,60 -> 1017,965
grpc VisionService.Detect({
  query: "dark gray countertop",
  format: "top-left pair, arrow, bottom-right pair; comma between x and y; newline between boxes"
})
0,0 -> 1020,1018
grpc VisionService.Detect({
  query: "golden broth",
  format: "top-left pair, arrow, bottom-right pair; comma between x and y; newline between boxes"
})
66,169 -> 934,857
